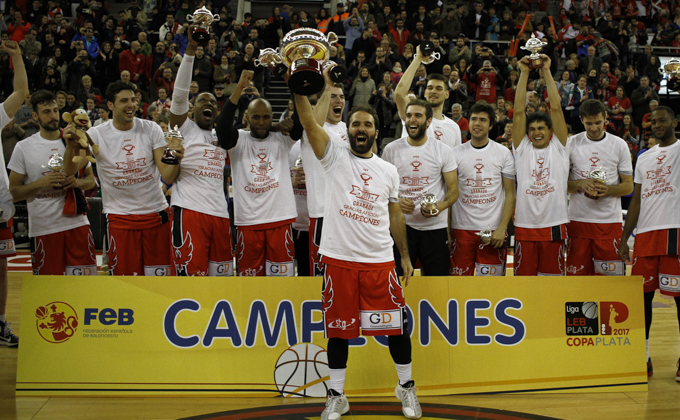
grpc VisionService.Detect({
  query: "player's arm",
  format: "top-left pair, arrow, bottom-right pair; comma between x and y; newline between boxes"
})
154,145 -> 183,184
512,57 -> 530,149
216,70 -> 253,150
313,80 -> 334,126
491,177 -> 516,248
0,180 -> 14,222
540,54 -> 568,146
424,169 -> 458,218
618,183 -> 641,263
0,41 -> 29,118
593,173 -> 634,198
294,93 -> 329,158
9,170 -> 66,202
394,45 -> 425,120
62,165 -> 95,191
169,24 -> 199,130
567,178 -> 599,196
389,201 -> 414,285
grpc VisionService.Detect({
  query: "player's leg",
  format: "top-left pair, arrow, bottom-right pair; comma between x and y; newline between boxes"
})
106,224 -> 144,276
477,242 -> 507,276
172,207 -> 209,276
208,215 -> 234,276
566,236 -> 594,276
235,227 -> 265,276
419,228 -> 451,276
514,240 -> 538,276
309,218 -> 325,277
0,258 -> 16,346
631,255 -> 659,376
64,226 -> 98,275
293,228 -> 310,276
449,231 -> 476,276
537,240 -> 565,276
658,255 -> 680,381
591,237 -> 626,276
264,224 -> 295,276
30,234 -> 66,275
394,226 -> 419,277
142,220 -> 173,276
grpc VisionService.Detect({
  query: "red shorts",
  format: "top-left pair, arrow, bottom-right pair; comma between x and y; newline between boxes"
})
514,240 -> 565,276
321,257 -> 406,339
632,255 -> 680,296
31,225 -> 97,275
566,222 -> 624,276
236,220 -> 295,276
309,217 -> 325,276
172,207 -> 233,276
449,229 -> 506,276
0,219 -> 15,258
106,210 -> 173,276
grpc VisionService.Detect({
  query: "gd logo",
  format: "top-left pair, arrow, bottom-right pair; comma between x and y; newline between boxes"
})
36,302 -> 79,343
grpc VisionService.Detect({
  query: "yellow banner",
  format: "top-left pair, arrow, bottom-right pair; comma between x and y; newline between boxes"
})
16,275 -> 647,397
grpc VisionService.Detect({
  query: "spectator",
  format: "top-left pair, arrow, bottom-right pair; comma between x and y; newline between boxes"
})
368,46 -> 391,83
635,45 -> 656,75
410,64 -> 428,99
411,5 -> 433,33
213,54 -> 234,91
344,9 -> 364,63
388,17 -> 410,55
37,64 -> 63,92
447,70 -> 468,111
408,21 -> 427,46
607,86 -> 633,130
347,50 -> 368,81
471,60 -> 503,105
328,45 -> 346,67
617,114 -> 641,152
93,104 -> 110,127
368,82 -> 395,145
556,70 -> 575,110
597,62 -> 618,102
578,46 -> 603,75
316,8 -> 332,33
137,32 -> 152,57
398,43 -> 416,70
149,87 -> 171,116
119,41 -> 148,87
640,99 -> 658,142
77,75 -> 102,105
192,45 -> 213,93
353,28 -> 376,62
468,2 -> 490,40
95,41 -> 120,93
437,8 -> 461,41
358,3 -> 375,26
642,56 -> 662,88
85,94 -> 99,122
71,26 -> 100,59
631,76 -> 659,126
498,10 -> 515,42
159,14 -> 180,44
298,11 -> 317,29
2,119 -> 24,165
245,27 -> 265,50
331,3 -> 350,36
7,11 -> 31,42
391,63 -> 404,85
174,24 -> 189,55
19,28 -> 41,58
349,67 -> 376,108
66,50 -> 95,93
451,103 -> 468,139
15,95 -> 39,138
134,89 -> 150,119
621,65 -> 640,98
448,36 -> 471,66
565,74 -> 594,132
126,0 -> 148,29
376,5 -> 394,34
235,43 -> 263,94
118,10 -> 141,41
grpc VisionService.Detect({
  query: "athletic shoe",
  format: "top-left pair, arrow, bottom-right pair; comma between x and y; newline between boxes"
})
647,358 -> 653,377
676,358 -> 680,382
0,320 -> 18,347
321,389 -> 349,420
395,380 -> 422,419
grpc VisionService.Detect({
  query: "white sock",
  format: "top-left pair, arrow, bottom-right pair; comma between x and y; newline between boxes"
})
0,314 -> 5,323
329,368 -> 346,394
646,339 -> 650,361
395,363 -> 412,385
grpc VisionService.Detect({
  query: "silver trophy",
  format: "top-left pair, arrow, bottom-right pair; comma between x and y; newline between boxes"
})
659,58 -> 680,77
585,166 -> 607,200
161,125 -> 183,165
420,192 -> 439,216
476,225 -> 493,248
419,40 -> 441,65
43,153 -> 64,172
186,6 -> 220,46
520,34 -> 548,69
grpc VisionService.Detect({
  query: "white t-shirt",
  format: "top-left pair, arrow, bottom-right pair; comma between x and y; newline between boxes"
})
7,134 -> 90,237
289,142 -> 309,231
319,141 -> 400,263
87,119 -> 168,215
401,116 -> 461,150
382,137 -> 457,231
171,120 -> 229,218
450,140 -> 515,231
634,142 -> 680,234
0,105 -> 12,187
568,132 -> 633,224
301,121 -> 348,218
228,130 -> 297,226
514,134 -> 570,229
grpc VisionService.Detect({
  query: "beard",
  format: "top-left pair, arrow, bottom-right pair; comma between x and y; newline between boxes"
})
39,119 -> 60,132
407,122 -> 427,141
348,130 -> 377,155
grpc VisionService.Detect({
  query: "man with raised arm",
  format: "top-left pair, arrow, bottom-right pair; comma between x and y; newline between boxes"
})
449,100 -> 515,277
382,99 -> 458,276
619,106 -> 680,380
511,55 -> 569,276
215,71 -> 297,277
64,81 -> 183,276
566,99 -> 633,276
167,26 -> 232,276
293,69 -> 420,420
394,45 -> 461,150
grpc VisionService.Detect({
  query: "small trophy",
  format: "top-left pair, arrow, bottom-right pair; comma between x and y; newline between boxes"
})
420,192 -> 439,216
520,34 -> 548,69
476,225 -> 493,248
419,40 -> 441,65
161,125 -> 183,165
186,6 -> 220,47
43,153 -> 64,173
585,166 -> 607,200
293,156 -> 305,190
659,58 -> 680,78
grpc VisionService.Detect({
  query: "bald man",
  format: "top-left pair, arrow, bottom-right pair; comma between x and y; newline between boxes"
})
119,40 -> 147,86
216,70 -> 299,276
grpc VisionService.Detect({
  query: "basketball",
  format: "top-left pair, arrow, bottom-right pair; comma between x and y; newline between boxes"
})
273,343 -> 329,398
582,302 -> 598,319
35,306 -> 48,319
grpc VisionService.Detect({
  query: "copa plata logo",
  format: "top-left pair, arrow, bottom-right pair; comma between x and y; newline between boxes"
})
36,301 -> 79,343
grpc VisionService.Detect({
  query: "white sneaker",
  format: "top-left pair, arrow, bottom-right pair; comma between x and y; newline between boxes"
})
321,389 -> 349,420
395,380 -> 422,419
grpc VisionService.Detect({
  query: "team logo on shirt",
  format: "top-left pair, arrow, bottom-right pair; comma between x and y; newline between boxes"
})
115,158 -> 147,170
580,155 -> 603,178
532,157 -> 550,181
433,129 -> 443,141
646,165 -> 671,180
251,153 -> 274,181
465,162 -> 492,187
32,239 -> 45,275
360,173 -> 372,185
402,161 -> 430,187
204,149 -> 226,161
122,144 -> 135,156
173,232 -> 194,276
350,185 -> 379,203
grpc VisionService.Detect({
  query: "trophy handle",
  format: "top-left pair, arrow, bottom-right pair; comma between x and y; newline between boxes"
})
326,32 -> 339,46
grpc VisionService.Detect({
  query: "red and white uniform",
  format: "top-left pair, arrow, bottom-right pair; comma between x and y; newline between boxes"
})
319,139 -> 406,339
88,118 -> 172,276
450,140 -> 515,276
229,130 -> 297,276
171,119 -> 232,276
289,141 -> 309,232
632,142 -> 680,296
567,132 -> 633,276
513,135 -> 569,276
381,137 -> 457,230
400,116 -> 462,150
0,106 -> 15,258
8,135 -> 96,275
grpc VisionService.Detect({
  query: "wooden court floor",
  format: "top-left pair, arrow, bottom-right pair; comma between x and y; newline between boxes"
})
0,271 -> 678,420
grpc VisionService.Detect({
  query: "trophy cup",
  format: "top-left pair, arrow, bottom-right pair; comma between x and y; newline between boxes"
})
255,28 -> 347,95
659,58 -> 680,78
161,125 -> 183,165
476,225 -> 493,248
585,166 -> 607,200
186,6 -> 220,47
520,34 -> 548,69
419,40 -> 441,65
420,193 -> 439,216
293,155 -> 305,190
43,153 -> 64,173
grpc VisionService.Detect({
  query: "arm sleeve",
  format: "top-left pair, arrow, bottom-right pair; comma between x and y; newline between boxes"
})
215,100 -> 239,150
170,54 -> 194,115
288,97 -> 304,141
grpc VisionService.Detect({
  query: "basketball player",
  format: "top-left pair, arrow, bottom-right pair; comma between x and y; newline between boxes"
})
511,55 -> 569,276
619,106 -> 680,380
8,90 -> 97,277
289,139 -> 310,276
294,79 -> 420,419
449,100 -> 515,276
566,99 -> 633,276
395,45 -> 462,150
167,26 -> 232,276
0,40 -> 29,346
65,81 -> 183,276
215,70 -> 298,277
382,99 -> 458,276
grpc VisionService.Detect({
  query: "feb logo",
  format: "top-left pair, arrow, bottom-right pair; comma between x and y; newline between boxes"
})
36,302 -> 79,343
600,302 -> 629,335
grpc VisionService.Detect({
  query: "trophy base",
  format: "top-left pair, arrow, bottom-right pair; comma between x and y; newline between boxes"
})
528,57 -> 543,69
273,64 -> 288,78
289,59 -> 325,95
192,28 -> 210,47
584,192 -> 599,200
329,65 -> 347,83
161,149 -> 180,165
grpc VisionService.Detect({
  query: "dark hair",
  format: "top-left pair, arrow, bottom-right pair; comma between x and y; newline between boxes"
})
30,90 -> 57,112
427,73 -> 448,84
526,112 -> 553,130
406,99 -> 433,121
653,105 -> 676,120
469,101 -> 496,125
347,106 -> 380,129
579,99 -> 607,119
106,81 -> 136,103
98,104 -> 109,112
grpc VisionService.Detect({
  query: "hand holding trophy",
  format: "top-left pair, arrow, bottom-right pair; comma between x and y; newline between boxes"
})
161,125 -> 185,165
520,34 -> 548,70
